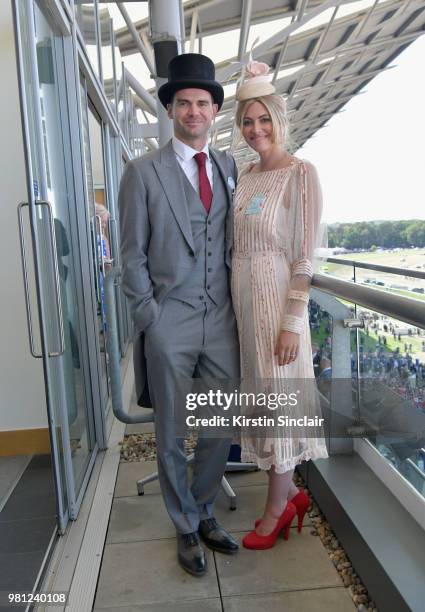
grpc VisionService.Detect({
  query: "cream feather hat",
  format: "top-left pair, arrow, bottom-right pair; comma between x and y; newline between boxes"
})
236,61 -> 275,101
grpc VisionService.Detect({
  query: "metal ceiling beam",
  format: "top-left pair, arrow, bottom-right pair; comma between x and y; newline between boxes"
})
271,26 -> 418,99
115,0 -> 300,52
238,0 -> 253,60
292,90 -> 365,115
134,123 -> 159,138
227,0 -> 254,152
287,1 -> 340,100
197,14 -> 204,54
214,0 -> 417,87
124,68 -> 157,115
215,0 -> 353,83
189,8 -> 199,53
350,0 -> 415,70
272,4 -> 298,84
302,0 -> 382,97
116,0 -> 424,159
294,0 -> 309,22
308,28 -> 419,91
117,3 -> 155,75
214,22 -> 415,134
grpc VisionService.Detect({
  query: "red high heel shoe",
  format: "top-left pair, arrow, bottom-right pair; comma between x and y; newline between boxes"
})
255,489 -> 310,534
242,502 -> 296,550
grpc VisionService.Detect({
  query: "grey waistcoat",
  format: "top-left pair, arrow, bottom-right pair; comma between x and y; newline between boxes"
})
167,158 -> 230,307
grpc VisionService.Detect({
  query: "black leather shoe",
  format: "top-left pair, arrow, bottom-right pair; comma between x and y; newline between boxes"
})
177,532 -> 207,576
198,518 -> 239,554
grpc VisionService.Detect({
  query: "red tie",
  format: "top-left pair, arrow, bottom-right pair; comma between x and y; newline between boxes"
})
194,152 -> 213,214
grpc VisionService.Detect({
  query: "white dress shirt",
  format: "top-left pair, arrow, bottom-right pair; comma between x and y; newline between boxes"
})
172,136 -> 213,195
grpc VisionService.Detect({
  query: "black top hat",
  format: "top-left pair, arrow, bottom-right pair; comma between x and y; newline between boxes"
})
158,53 -> 224,110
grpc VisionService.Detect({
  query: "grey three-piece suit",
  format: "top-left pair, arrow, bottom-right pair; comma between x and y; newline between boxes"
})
118,140 -> 240,533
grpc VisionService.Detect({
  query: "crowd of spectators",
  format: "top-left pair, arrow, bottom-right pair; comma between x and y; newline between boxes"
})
309,301 -> 425,412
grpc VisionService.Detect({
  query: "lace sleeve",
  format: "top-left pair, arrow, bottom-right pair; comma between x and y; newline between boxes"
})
281,161 -> 323,333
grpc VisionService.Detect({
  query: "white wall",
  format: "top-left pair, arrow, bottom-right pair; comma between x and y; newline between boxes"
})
0,1 -> 47,431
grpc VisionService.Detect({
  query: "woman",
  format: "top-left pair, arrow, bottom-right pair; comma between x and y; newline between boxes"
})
231,62 -> 328,550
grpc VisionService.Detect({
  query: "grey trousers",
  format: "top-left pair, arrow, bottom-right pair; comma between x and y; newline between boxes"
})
144,297 -> 240,534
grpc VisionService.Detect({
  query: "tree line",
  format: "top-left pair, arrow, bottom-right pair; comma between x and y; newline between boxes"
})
328,220 -> 425,250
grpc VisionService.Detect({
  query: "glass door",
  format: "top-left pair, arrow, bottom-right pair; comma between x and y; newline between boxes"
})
79,79 -> 111,410
14,0 -> 100,525
108,140 -> 131,356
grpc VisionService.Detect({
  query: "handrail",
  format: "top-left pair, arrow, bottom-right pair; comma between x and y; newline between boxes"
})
322,256 -> 425,280
312,273 -> 425,329
104,267 -> 423,417
406,458 -> 425,481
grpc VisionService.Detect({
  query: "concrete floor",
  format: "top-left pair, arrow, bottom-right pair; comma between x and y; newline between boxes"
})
94,460 -> 355,611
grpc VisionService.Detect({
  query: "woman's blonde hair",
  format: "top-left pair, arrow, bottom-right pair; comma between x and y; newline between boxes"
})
235,94 -> 292,149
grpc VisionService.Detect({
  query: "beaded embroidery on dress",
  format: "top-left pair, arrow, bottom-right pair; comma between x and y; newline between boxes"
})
231,158 -> 328,472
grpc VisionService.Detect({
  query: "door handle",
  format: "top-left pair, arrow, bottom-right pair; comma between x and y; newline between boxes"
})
17,201 -> 65,358
17,202 -> 42,358
109,217 -> 119,265
91,217 -> 101,303
96,214 -> 106,276
41,200 -> 65,357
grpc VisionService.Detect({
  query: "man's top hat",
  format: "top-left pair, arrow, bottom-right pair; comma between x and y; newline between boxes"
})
158,53 -> 224,110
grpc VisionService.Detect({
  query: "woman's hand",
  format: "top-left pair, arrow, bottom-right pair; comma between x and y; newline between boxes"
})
274,330 -> 300,366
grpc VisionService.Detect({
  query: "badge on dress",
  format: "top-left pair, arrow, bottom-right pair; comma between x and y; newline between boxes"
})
244,193 -> 266,215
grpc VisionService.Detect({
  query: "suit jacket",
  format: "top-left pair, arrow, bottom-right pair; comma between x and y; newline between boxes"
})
118,139 -> 237,407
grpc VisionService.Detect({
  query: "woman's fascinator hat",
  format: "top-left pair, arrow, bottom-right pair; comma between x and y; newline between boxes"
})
236,60 -> 276,101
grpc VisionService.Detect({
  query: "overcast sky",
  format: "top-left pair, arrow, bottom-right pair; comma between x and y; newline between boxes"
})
108,4 -> 424,225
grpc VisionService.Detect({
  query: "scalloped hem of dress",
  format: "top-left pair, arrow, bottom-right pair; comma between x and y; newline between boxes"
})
240,448 -> 329,473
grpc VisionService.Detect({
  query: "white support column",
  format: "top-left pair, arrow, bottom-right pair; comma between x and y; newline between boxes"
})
148,0 -> 184,145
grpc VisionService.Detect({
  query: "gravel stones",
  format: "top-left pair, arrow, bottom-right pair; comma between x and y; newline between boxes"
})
296,470 -> 378,611
119,432 -> 197,462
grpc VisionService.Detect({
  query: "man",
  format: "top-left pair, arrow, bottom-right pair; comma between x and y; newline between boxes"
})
318,357 -> 332,379
118,54 -> 240,576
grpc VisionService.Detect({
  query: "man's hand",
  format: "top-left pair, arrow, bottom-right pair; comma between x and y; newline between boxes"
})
274,330 -> 300,366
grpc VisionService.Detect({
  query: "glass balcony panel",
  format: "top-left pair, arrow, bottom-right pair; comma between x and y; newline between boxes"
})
356,305 -> 425,498
316,252 -> 425,496
318,253 -> 425,497
311,294 -> 360,449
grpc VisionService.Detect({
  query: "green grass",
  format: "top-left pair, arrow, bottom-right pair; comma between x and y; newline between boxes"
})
314,248 -> 425,359
363,328 -> 423,355
336,248 -> 425,264
309,313 -> 425,359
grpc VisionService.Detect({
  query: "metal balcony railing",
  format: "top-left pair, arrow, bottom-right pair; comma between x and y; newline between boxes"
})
311,257 -> 425,499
